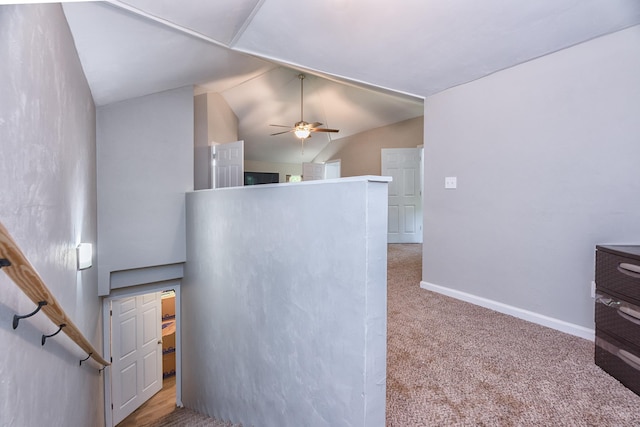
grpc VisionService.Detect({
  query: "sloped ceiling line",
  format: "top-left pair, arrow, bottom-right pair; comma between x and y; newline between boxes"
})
228,0 -> 267,47
104,0 -> 231,48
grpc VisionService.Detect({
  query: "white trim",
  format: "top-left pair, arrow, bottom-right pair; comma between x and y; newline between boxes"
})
103,281 -> 183,427
420,281 -> 595,341
102,298 -> 113,427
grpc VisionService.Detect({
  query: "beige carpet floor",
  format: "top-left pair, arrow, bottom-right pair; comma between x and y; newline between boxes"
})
146,243 -> 640,426
386,243 -> 640,426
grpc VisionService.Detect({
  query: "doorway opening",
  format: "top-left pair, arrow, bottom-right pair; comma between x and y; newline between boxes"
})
382,147 -> 424,244
102,281 -> 182,427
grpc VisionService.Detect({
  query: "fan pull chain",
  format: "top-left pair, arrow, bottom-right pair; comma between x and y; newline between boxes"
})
299,74 -> 305,122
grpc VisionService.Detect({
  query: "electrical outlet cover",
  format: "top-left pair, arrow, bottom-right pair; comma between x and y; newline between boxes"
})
445,177 -> 457,189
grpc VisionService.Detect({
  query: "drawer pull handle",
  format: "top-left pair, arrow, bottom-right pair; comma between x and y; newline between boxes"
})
620,305 -> 640,320
618,307 -> 640,326
618,349 -> 640,371
595,295 -> 621,308
596,295 -> 640,325
618,263 -> 640,279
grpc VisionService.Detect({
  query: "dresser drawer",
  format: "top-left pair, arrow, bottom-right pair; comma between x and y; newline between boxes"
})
596,249 -> 640,304
595,292 -> 640,348
595,329 -> 640,396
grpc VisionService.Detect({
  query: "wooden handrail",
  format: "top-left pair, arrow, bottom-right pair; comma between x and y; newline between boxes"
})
0,221 -> 109,367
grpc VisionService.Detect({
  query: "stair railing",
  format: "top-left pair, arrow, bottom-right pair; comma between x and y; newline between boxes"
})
0,221 -> 109,368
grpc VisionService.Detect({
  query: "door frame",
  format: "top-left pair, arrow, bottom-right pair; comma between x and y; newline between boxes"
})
103,281 -> 182,427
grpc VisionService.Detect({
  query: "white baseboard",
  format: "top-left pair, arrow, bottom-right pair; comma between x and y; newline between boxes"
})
420,281 -> 595,341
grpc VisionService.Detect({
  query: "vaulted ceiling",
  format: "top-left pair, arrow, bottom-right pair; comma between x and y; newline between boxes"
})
61,0 -> 640,163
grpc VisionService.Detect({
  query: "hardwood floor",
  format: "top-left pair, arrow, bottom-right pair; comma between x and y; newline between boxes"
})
117,376 -> 177,427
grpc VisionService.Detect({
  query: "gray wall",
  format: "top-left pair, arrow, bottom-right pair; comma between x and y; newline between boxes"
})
183,177 -> 389,427
205,92 -> 239,144
97,86 -> 194,295
0,4 -> 103,426
422,26 -> 640,331
193,94 -> 210,190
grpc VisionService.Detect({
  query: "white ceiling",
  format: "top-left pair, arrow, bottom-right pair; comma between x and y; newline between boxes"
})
61,0 -> 640,163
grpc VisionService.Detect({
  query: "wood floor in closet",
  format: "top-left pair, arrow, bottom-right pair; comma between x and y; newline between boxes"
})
118,376 -> 176,427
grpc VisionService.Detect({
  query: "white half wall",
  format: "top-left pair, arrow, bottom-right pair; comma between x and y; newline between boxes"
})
422,25 -> 640,331
183,177 -> 389,427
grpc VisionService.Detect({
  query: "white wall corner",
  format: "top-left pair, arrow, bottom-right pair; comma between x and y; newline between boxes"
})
420,281 -> 595,341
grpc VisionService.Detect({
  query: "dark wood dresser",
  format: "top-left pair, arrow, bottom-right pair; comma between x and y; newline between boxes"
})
595,245 -> 640,395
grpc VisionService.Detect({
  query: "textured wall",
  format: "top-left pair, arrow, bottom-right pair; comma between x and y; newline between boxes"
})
96,86 -> 194,295
0,4 -> 103,426
422,26 -> 640,331
182,177 -> 389,427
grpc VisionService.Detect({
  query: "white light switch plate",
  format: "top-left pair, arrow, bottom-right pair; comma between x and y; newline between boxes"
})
445,177 -> 457,189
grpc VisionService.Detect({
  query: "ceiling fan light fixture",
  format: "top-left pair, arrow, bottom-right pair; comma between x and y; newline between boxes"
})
294,128 -> 311,139
269,73 -> 339,143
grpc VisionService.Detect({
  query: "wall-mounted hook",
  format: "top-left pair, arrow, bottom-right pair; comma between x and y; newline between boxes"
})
0,258 -> 10,268
80,352 -> 92,366
13,301 -> 47,329
41,323 -> 66,346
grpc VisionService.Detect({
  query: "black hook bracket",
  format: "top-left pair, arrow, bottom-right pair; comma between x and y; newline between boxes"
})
0,258 -> 10,269
80,353 -> 92,366
13,301 -> 47,330
41,323 -> 66,346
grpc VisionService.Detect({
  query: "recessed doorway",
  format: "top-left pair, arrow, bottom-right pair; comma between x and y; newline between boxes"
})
102,281 -> 182,427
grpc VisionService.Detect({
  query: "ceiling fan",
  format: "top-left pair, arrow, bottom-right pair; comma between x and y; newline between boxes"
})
270,74 -> 339,142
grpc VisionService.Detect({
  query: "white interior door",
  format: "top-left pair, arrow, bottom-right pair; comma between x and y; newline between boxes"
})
302,162 -> 325,181
382,148 -> 423,243
324,160 -> 341,179
111,293 -> 163,425
212,140 -> 244,188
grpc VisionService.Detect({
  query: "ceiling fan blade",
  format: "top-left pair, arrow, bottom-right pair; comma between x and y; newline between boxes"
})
270,129 -> 294,136
269,124 -> 292,128
311,128 -> 340,133
309,122 -> 323,128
